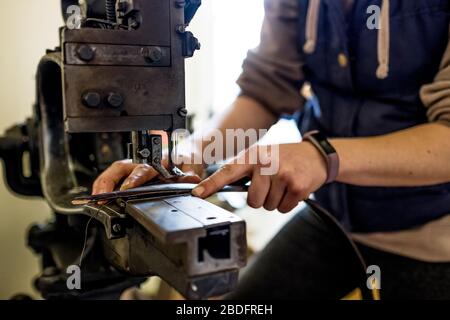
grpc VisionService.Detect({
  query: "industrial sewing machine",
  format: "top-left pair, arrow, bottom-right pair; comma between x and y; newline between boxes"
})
0,0 -> 247,300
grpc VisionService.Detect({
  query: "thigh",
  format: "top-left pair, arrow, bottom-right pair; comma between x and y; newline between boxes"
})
357,244 -> 450,300
227,205 -> 369,300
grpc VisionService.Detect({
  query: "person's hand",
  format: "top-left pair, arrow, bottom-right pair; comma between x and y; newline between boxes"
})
192,143 -> 328,213
92,154 -> 205,195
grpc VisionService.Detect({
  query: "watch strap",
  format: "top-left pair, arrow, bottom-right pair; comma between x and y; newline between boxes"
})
303,131 -> 340,184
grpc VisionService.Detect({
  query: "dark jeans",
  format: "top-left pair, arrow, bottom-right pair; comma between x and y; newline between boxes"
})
227,204 -> 450,300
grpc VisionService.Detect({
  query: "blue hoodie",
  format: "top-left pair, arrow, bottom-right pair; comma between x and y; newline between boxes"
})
298,0 -> 450,232
238,0 -> 450,232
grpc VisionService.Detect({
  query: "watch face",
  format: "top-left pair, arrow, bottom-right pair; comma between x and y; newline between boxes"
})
312,132 -> 336,154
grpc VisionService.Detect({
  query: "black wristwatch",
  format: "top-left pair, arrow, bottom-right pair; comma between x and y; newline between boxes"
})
303,131 -> 340,184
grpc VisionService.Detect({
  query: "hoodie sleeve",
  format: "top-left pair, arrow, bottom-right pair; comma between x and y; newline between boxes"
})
420,28 -> 450,127
236,0 -> 305,116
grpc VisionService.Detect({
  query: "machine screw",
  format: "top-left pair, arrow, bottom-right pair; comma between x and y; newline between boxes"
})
178,107 -> 188,117
194,39 -> 201,50
117,1 -> 128,12
141,47 -> 163,63
152,137 -> 161,145
112,224 -> 122,233
82,92 -> 102,108
106,92 -> 124,108
176,25 -> 186,33
77,45 -> 95,62
175,0 -> 186,8
100,144 -> 112,157
129,17 -> 140,29
138,148 -> 151,159
42,266 -> 60,277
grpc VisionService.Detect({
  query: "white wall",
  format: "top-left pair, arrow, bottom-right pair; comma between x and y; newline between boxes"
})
0,0 -> 62,299
185,0 -> 215,127
211,0 -> 265,110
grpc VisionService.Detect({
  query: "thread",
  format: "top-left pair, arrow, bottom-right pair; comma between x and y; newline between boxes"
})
79,217 -> 93,267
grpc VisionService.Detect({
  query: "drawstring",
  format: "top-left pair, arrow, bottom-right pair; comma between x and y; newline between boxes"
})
376,0 -> 390,79
303,0 -> 390,80
303,0 -> 321,54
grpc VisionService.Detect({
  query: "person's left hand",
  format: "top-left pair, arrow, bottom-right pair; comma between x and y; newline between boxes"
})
192,142 -> 328,213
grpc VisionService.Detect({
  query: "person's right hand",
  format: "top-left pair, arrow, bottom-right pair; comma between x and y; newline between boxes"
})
92,155 -> 205,195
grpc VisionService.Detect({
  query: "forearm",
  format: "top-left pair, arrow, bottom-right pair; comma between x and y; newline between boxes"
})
332,123 -> 450,187
213,96 -> 278,135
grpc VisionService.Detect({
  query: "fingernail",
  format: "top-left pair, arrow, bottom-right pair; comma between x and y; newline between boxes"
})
120,180 -> 132,191
192,186 -> 205,198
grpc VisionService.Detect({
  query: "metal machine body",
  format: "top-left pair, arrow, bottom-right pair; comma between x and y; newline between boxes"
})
86,195 -> 246,299
0,0 -> 247,300
63,0 -> 187,133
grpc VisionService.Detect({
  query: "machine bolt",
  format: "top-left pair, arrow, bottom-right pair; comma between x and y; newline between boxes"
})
178,107 -> 188,117
138,148 -> 151,159
112,224 -> 122,233
77,45 -> 95,62
106,92 -> 124,108
141,47 -> 163,63
82,92 -> 102,108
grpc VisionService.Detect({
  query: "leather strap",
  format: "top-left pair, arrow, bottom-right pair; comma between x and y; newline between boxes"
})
72,183 -> 249,205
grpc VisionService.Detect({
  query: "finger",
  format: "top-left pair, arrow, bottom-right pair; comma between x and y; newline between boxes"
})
92,160 -> 135,194
278,192 -> 303,214
175,170 -> 202,184
278,182 -> 307,213
247,168 -> 271,209
120,164 -> 159,191
192,163 -> 251,199
278,194 -> 301,214
264,177 -> 287,211
93,178 -> 116,196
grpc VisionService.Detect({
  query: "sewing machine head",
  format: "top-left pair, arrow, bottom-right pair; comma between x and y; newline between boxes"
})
62,0 -> 201,175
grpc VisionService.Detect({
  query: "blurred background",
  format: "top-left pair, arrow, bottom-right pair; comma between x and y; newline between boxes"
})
0,0 -> 300,299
